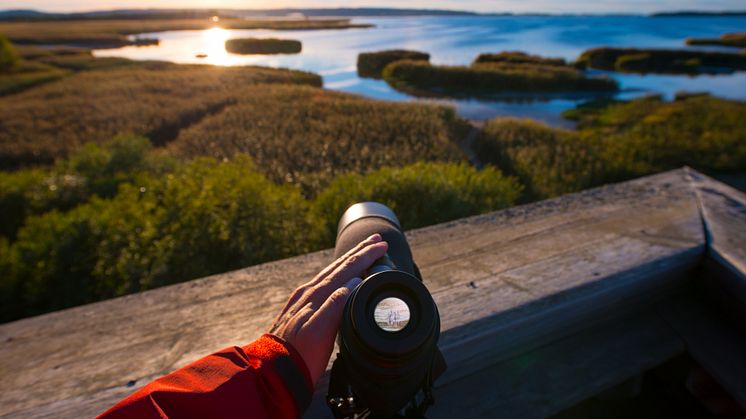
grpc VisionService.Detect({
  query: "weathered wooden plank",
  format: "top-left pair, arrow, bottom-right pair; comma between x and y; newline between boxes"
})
0,169 -> 704,418
687,168 -> 746,322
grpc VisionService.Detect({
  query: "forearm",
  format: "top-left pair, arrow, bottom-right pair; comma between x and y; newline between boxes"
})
98,334 -> 313,419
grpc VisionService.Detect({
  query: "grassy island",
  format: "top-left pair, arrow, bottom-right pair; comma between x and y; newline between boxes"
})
225,38 -> 302,55
576,47 -> 746,74
382,55 -> 618,97
686,32 -> 746,48
474,51 -> 566,67
357,49 -> 430,78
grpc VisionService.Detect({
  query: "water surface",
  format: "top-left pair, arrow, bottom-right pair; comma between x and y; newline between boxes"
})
95,15 -> 746,126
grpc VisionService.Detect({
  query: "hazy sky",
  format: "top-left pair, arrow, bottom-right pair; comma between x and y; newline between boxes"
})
1,0 -> 744,14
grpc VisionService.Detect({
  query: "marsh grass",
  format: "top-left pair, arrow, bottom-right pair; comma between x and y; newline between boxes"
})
576,47 -> 746,74
686,32 -> 746,48
0,64 -> 321,168
475,95 -> 746,200
170,84 -> 466,195
225,38 -> 302,55
474,51 -> 566,67
357,49 -> 430,78
382,58 -> 618,98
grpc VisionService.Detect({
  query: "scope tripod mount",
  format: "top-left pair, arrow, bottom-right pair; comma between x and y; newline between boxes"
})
326,202 -> 447,419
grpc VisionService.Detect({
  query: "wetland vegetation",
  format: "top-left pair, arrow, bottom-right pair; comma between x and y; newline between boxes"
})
357,49 -> 430,78
577,47 -> 746,74
225,38 -> 302,55
1,18 -> 745,322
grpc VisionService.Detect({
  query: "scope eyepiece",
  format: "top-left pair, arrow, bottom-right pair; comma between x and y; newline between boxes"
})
327,202 -> 446,419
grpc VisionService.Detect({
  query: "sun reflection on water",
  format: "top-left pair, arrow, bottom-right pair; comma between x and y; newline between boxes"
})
201,27 -> 232,66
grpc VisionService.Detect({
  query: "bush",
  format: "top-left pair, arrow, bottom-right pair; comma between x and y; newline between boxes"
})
0,136 -> 171,240
357,49 -> 430,78
382,59 -> 618,97
311,162 -> 522,245
4,155 -> 311,321
576,47 -> 746,74
225,38 -> 302,54
0,33 -> 19,72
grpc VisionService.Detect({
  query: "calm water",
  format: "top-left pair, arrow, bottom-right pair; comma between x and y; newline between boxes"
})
95,15 -> 746,126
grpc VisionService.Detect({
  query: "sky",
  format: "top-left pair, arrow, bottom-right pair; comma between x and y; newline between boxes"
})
0,0 -> 744,14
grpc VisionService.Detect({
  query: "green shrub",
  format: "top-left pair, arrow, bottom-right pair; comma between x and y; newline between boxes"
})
225,38 -> 302,55
311,162 -> 522,246
4,155 -> 311,321
0,34 -> 19,72
357,49 -> 430,78
382,59 -> 618,97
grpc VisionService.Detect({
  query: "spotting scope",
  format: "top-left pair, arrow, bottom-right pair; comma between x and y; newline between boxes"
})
327,202 -> 446,418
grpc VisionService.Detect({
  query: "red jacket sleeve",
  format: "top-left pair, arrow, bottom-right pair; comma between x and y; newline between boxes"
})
98,334 -> 313,419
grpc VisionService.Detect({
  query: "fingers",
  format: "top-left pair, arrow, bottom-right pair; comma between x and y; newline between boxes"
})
310,276 -> 362,344
322,241 -> 388,291
308,233 -> 383,287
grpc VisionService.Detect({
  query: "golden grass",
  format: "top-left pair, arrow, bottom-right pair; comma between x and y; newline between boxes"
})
169,84 -> 466,195
0,18 -> 372,47
0,65 -> 321,168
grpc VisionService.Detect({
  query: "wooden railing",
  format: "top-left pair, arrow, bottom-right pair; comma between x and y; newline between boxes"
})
1,168 -> 744,418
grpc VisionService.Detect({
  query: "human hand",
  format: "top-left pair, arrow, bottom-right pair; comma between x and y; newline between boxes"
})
270,233 -> 388,386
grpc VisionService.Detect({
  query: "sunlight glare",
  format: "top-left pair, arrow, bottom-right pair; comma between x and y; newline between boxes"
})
201,27 -> 232,66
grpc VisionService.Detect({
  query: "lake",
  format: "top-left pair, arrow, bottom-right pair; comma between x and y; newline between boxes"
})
94,15 -> 746,127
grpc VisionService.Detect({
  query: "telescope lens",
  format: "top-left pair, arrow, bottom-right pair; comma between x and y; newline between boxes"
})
373,297 -> 410,332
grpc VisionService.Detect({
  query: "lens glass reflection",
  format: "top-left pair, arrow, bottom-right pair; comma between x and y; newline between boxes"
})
374,297 -> 410,332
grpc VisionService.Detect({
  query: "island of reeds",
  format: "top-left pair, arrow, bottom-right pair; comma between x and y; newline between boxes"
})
225,38 -> 302,55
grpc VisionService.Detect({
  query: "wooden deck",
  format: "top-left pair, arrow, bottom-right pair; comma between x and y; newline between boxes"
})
1,168 -> 744,418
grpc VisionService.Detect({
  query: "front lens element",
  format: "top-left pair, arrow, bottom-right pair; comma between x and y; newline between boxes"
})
374,297 -> 411,332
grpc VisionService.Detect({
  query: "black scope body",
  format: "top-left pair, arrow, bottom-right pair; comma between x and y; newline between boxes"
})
327,202 -> 446,419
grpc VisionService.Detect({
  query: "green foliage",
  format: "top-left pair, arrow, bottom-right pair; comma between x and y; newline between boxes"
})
0,33 -> 19,72
357,49 -> 430,78
576,47 -> 746,74
3,155 -> 311,322
311,162 -> 522,245
0,136 -> 173,241
171,85 -> 465,195
686,32 -> 746,48
382,59 -> 618,98
580,95 -> 746,179
225,38 -> 302,55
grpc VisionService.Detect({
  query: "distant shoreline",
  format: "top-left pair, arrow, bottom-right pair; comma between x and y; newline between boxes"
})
1,8 -> 745,22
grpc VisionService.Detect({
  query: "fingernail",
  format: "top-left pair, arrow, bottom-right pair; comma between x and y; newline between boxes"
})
368,233 -> 381,241
344,277 -> 362,291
